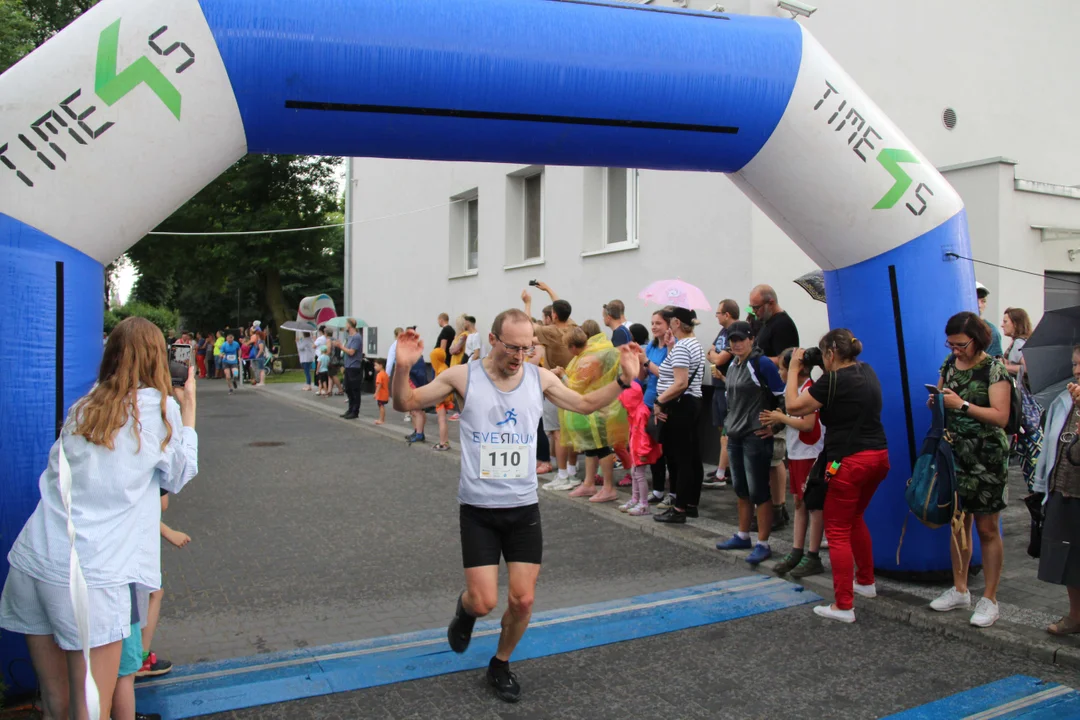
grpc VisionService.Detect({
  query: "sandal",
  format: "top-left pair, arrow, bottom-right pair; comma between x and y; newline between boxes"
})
1048,616 -> 1080,636
433,443 -> 451,451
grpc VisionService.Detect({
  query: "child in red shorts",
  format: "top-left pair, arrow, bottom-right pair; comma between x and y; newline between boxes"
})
760,348 -> 824,577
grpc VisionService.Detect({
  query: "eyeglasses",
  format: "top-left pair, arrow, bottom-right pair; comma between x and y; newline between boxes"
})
945,338 -> 974,351
494,334 -> 533,356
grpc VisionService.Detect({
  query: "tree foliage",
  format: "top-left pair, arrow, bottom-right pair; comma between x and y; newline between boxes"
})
105,301 -> 179,335
0,0 -> 35,73
0,0 -> 100,74
127,154 -> 343,363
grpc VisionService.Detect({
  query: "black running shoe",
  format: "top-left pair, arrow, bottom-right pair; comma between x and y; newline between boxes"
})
447,593 -> 476,653
487,659 -> 521,703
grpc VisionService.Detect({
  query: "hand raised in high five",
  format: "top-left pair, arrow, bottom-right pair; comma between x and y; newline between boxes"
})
618,342 -> 642,382
394,329 -> 424,372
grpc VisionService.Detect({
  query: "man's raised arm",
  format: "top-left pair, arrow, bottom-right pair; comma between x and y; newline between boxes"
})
391,329 -> 464,411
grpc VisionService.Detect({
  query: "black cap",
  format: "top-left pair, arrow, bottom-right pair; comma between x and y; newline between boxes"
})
727,321 -> 753,341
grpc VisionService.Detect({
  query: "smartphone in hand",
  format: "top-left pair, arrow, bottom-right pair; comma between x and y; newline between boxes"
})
924,383 -> 939,394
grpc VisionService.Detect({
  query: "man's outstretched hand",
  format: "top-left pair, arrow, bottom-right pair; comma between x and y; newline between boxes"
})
395,329 -> 424,372
619,343 -> 642,382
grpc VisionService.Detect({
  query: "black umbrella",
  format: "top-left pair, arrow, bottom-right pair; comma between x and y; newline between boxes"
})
1023,304 -> 1080,397
794,270 -> 827,304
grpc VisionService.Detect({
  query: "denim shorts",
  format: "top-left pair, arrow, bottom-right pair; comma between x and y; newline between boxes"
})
727,433 -> 773,505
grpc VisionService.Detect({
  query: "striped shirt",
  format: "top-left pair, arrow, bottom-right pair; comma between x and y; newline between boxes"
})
657,337 -> 705,399
8,388 -> 199,591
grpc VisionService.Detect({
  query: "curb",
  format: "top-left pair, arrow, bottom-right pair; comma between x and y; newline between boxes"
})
262,386 -> 1080,671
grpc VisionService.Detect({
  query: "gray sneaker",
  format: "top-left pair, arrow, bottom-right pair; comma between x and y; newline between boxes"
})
789,554 -> 825,578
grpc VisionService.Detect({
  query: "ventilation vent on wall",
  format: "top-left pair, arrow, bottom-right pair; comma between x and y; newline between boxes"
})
942,108 -> 957,130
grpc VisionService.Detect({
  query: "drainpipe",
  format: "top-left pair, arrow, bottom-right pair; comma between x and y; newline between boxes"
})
343,158 -> 353,316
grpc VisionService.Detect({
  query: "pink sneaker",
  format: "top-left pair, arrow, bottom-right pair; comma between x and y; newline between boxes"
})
569,484 -> 597,498
617,473 -> 633,487
590,489 -> 618,503
628,503 -> 650,516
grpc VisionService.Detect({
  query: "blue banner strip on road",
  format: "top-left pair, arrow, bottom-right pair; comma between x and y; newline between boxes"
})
136,576 -> 816,718
882,674 -> 1080,719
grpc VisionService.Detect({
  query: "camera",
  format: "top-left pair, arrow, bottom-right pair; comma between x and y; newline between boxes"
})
801,347 -> 825,369
169,361 -> 189,388
528,279 -> 539,287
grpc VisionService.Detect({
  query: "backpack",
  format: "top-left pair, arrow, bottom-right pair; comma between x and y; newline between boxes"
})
944,356 -> 1022,436
898,389 -> 962,563
748,352 -> 780,412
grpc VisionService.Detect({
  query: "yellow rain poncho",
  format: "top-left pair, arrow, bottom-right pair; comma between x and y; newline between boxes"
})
559,334 -> 628,451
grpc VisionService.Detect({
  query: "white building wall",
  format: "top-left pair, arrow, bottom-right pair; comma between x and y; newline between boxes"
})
349,0 -> 1080,357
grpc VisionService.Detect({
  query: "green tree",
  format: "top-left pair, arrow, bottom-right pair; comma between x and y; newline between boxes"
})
127,154 -> 343,364
20,0 -> 98,45
105,301 -> 179,335
0,0 -> 35,73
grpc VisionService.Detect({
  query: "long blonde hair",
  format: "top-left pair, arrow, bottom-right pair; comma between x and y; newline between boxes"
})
73,317 -> 173,452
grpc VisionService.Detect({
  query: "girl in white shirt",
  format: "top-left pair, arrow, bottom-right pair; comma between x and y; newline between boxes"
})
760,348 -> 825,578
0,317 -> 199,720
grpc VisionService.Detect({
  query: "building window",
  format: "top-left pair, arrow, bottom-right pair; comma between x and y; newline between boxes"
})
504,166 -> 546,268
583,168 -> 640,256
524,173 -> 543,261
603,168 -> 638,247
466,197 -> 479,271
449,189 -> 478,277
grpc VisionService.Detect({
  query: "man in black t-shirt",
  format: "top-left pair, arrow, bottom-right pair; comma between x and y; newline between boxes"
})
436,313 -> 457,356
748,284 -> 800,530
749,285 -> 799,365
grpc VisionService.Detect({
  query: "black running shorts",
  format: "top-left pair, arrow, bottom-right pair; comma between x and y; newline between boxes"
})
459,503 -> 543,569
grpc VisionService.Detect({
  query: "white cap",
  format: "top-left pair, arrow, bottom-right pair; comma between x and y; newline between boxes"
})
253,320 -> 262,327
975,281 -> 989,298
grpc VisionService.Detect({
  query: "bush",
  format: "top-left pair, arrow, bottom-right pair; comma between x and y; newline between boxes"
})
106,302 -> 179,335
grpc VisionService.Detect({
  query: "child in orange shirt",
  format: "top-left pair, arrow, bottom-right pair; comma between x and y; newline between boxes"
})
430,348 -> 454,450
374,359 -> 390,425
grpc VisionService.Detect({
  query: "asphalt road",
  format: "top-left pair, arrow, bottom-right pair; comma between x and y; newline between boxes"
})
153,381 -> 1079,719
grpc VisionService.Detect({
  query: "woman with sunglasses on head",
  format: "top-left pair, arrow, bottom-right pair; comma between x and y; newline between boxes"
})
651,306 -> 706,524
929,311 -> 1011,628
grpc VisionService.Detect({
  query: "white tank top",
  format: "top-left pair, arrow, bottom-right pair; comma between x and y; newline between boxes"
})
458,360 -> 544,508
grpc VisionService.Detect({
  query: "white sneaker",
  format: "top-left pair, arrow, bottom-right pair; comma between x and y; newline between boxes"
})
618,499 -> 637,512
813,605 -> 855,624
969,597 -> 1000,628
544,478 -> 575,491
853,582 -> 877,598
657,494 -> 677,510
929,587 -> 971,612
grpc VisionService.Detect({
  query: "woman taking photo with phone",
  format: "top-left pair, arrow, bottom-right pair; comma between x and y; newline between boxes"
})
0,317 -> 199,720
783,329 -> 890,623
929,311 -> 1011,628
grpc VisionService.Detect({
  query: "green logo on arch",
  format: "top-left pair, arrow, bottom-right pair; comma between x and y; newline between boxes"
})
95,19 -> 181,120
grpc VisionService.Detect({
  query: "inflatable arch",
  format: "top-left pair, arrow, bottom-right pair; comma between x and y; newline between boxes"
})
0,0 -> 978,665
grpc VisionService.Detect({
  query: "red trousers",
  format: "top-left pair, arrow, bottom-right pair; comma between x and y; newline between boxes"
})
823,448 -> 890,610
195,354 -> 207,378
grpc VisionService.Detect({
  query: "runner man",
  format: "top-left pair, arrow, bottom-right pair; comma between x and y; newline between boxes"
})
391,309 -> 640,703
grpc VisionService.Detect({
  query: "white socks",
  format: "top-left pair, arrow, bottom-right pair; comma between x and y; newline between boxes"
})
737,531 -> 750,540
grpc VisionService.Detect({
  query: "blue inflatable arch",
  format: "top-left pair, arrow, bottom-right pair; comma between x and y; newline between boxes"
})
0,0 -> 977,660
